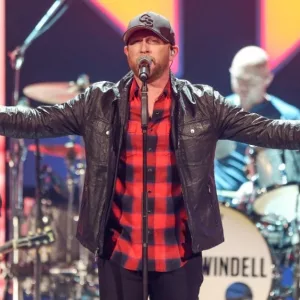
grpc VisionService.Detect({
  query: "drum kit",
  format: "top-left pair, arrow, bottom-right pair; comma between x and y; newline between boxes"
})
0,76 -> 100,299
202,142 -> 300,299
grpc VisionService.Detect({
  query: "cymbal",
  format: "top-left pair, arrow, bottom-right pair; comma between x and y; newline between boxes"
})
215,140 -> 236,159
28,143 -> 85,159
23,82 -> 80,104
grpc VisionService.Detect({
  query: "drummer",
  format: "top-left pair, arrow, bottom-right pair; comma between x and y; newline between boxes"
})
214,46 -> 300,202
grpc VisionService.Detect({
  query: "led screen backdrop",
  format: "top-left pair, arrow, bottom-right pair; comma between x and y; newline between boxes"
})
259,0 -> 300,71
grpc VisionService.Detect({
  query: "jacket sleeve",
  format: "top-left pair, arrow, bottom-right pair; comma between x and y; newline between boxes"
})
0,86 -> 93,139
207,88 -> 300,150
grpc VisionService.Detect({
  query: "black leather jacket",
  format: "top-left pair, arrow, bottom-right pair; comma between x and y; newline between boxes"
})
1,71 -> 300,256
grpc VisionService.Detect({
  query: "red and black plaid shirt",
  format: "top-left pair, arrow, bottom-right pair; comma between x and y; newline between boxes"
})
105,79 -> 192,272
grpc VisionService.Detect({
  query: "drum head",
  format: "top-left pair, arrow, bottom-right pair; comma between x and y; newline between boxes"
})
253,184 -> 300,222
200,205 -> 274,300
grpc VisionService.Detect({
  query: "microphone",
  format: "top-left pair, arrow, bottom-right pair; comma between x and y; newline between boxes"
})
138,56 -> 152,82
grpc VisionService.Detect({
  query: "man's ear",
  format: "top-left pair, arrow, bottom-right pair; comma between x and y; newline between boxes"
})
169,45 -> 179,59
169,46 -> 178,68
124,46 -> 128,57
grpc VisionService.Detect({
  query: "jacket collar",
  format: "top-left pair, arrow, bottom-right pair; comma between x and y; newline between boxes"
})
112,70 -> 186,101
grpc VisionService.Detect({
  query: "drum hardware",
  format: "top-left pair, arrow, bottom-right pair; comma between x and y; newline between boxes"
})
5,117 -> 27,300
269,286 -> 293,299
28,137 -> 91,298
64,136 -> 79,265
74,158 -> 91,288
63,136 -> 91,297
21,141 -> 94,299
240,146 -> 300,298
7,42 -> 29,299
254,214 -> 292,250
246,146 -> 300,222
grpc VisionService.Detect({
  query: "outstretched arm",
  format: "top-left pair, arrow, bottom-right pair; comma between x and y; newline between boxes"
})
209,89 -> 300,150
0,87 -> 91,139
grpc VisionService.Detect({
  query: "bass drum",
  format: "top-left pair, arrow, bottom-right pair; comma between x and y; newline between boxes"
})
199,205 -> 275,300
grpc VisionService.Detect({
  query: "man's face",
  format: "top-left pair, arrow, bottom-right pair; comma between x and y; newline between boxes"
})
124,30 -> 174,83
230,65 -> 269,108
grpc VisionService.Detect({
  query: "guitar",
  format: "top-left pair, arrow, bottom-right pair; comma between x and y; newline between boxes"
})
0,227 -> 55,255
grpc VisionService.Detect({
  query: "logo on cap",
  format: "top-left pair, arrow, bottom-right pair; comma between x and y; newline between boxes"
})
139,14 -> 154,27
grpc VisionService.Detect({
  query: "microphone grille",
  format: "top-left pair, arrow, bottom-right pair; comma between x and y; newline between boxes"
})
138,56 -> 152,66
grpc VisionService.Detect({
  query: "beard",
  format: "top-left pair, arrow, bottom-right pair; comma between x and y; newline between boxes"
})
128,55 -> 170,83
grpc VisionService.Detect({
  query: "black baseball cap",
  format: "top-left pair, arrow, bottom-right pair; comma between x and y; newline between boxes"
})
123,12 -> 175,45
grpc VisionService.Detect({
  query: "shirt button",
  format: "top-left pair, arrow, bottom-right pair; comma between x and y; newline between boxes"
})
148,147 -> 152,151
190,128 -> 195,134
148,190 -> 152,194
147,168 -> 153,172
106,130 -> 110,135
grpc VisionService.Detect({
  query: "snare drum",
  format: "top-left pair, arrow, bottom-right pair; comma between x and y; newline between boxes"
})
200,205 -> 275,300
247,147 -> 300,222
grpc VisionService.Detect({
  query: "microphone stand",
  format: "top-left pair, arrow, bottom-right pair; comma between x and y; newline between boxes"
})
141,80 -> 149,300
7,1 -> 72,299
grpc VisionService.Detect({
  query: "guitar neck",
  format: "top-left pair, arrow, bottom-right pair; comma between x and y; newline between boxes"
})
0,228 -> 55,255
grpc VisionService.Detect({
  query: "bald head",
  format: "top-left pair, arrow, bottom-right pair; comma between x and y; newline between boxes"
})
230,46 -> 271,78
230,46 -> 274,110
231,46 -> 269,67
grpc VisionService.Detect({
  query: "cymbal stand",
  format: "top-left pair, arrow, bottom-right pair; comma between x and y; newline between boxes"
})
7,35 -> 27,300
65,137 -> 78,265
64,139 -> 87,300
76,157 -> 89,284
32,138 -> 45,300
64,137 -> 89,299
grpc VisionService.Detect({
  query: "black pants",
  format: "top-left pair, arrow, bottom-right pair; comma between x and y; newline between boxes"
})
98,254 -> 203,300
